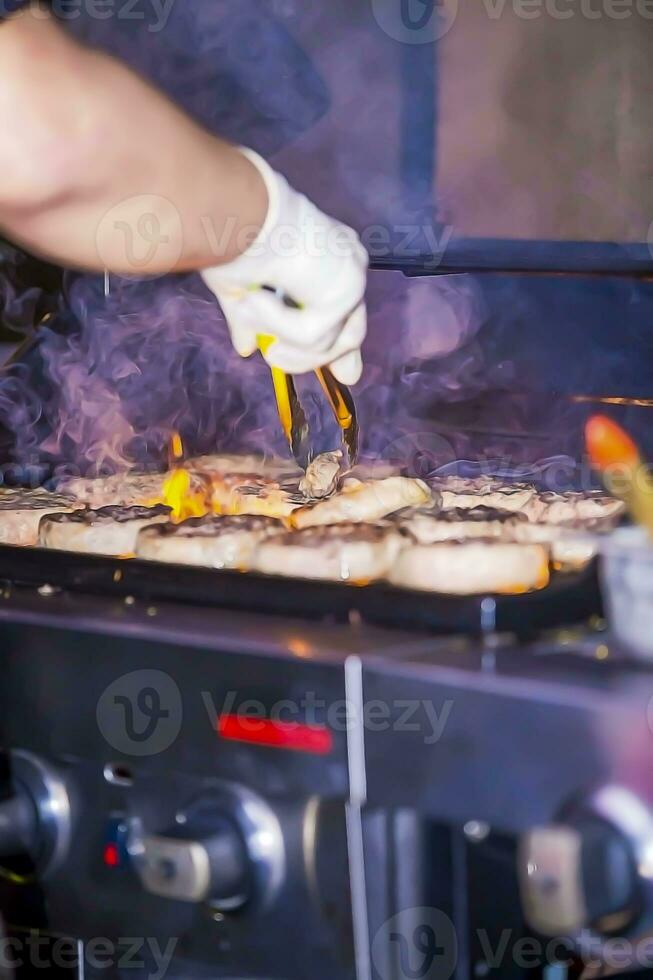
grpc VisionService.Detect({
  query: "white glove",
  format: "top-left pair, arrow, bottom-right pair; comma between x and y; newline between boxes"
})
201,149 -> 369,385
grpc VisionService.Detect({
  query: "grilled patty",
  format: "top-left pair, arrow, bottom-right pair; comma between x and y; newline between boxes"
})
432,477 -> 537,513
290,477 -> 433,529
252,523 -> 405,583
39,504 -> 171,556
394,505 -> 528,544
388,539 -> 550,595
0,489 -> 80,546
136,514 -> 280,569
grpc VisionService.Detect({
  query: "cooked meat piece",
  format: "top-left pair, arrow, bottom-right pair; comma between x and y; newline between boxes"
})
188,454 -> 301,480
525,490 -> 625,524
290,477 -> 432,529
136,514 -> 279,569
388,540 -> 550,594
393,505 -> 528,544
252,523 -> 405,583
207,472 -> 304,519
39,504 -> 171,556
432,477 -> 537,513
59,470 -> 208,509
299,451 -> 343,499
0,489 -> 80,546
506,518 -> 615,569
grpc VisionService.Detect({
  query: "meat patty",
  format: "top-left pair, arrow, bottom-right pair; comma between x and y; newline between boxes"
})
0,489 -> 80,546
136,514 -> 280,569
388,540 -> 550,594
393,505 -> 528,544
506,519 -> 610,569
207,472 -> 305,519
39,505 -> 171,556
59,470 -> 209,509
187,454 -> 301,481
252,523 -> 405,583
290,477 -> 432,530
432,477 -> 537,514
299,452 -> 343,499
525,490 -> 625,524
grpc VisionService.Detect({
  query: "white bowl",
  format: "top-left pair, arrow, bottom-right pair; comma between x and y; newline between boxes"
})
599,526 -> 653,658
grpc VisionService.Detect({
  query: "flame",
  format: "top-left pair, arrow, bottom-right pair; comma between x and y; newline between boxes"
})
585,415 -> 640,471
171,432 -> 184,461
161,433 -> 210,522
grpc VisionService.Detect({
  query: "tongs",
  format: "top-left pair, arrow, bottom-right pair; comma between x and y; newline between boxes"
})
257,333 -> 358,471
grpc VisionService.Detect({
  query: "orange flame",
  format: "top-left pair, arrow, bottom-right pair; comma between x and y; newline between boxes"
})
161,434 -> 209,522
585,415 -> 640,471
171,432 -> 184,461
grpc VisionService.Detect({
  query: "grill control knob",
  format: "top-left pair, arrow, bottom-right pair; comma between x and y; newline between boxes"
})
0,750 -> 71,877
519,786 -> 649,938
129,784 -> 284,910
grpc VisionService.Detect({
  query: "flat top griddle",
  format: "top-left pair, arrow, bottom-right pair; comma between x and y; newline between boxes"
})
0,543 -> 602,637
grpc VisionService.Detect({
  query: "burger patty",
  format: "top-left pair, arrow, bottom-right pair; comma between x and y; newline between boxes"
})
432,477 -> 537,513
525,490 -> 625,524
290,477 -> 433,530
0,489 -> 81,546
208,472 -> 305,519
39,505 -> 171,556
505,518 -> 617,569
59,471 -> 208,509
187,453 -> 301,481
393,505 -> 528,544
136,514 -> 280,569
388,540 -> 550,595
251,523 -> 405,583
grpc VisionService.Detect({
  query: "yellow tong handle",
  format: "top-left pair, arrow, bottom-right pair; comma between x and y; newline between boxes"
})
257,333 -> 358,467
257,334 -> 294,445
315,368 -> 354,432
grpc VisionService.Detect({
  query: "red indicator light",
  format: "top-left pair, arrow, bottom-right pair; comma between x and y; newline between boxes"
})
217,714 -> 333,756
103,843 -> 120,868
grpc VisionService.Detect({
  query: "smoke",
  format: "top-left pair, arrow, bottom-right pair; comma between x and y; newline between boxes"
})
0,273 -> 298,477
0,240 -> 58,335
0,268 -> 490,478
2,2 -> 653,483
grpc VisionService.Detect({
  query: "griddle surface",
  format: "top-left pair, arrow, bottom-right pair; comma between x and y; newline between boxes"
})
0,544 -> 601,636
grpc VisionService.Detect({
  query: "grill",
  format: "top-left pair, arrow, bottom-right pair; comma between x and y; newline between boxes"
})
0,540 -> 602,637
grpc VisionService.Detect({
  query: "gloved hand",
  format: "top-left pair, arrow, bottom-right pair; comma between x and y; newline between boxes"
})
201,149 -> 368,385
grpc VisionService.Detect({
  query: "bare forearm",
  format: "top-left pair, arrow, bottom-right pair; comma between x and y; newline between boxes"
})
0,10 -> 268,274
